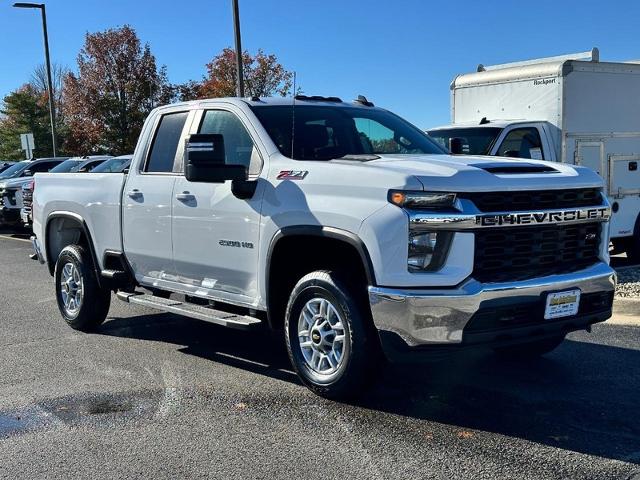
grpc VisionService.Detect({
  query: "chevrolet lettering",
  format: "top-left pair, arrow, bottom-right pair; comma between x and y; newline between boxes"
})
478,207 -> 611,227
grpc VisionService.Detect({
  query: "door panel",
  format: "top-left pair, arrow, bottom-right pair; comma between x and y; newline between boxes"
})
122,110 -> 190,284
575,140 -> 605,181
171,108 -> 264,305
171,179 -> 263,301
123,175 -> 177,283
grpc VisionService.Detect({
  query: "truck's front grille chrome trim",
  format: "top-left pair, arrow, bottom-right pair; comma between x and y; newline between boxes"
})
409,205 -> 611,230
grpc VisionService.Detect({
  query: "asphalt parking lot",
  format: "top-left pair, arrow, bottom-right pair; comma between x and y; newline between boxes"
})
0,234 -> 639,479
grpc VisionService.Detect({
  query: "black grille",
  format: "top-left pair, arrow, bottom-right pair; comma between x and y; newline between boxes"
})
460,188 -> 601,212
22,189 -> 33,210
474,223 -> 601,283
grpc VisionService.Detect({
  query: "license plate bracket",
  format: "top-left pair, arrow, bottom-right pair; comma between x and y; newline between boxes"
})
544,289 -> 581,320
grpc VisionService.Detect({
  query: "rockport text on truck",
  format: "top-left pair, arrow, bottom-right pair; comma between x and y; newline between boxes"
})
31,95 -> 616,398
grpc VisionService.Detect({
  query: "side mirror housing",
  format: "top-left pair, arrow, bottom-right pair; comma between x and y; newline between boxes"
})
503,150 -> 521,158
184,134 -> 247,183
23,170 -> 33,177
449,137 -> 464,155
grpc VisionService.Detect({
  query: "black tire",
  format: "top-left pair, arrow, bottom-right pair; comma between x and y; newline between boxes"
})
492,336 -> 565,359
54,245 -> 111,332
626,221 -> 640,264
284,270 -> 381,400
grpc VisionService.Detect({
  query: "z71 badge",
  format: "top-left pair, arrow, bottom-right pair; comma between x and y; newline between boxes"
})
277,170 -> 308,180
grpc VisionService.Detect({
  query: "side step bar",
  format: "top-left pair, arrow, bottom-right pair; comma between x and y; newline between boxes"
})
116,292 -> 262,330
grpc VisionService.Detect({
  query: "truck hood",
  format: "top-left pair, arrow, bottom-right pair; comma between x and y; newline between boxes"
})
361,154 -> 603,192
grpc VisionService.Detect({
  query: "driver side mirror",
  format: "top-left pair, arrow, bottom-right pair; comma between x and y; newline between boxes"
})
184,134 -> 247,183
449,137 -> 464,155
23,170 -> 33,177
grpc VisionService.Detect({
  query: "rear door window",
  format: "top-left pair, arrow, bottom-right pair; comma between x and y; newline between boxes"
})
497,128 -> 544,160
145,112 -> 189,173
28,161 -> 61,174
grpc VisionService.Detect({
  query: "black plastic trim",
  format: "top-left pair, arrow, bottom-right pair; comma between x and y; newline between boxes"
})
378,310 -> 611,363
264,225 -> 377,329
44,212 -> 102,286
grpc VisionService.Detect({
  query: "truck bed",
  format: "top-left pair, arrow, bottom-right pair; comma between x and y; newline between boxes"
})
32,172 -> 126,269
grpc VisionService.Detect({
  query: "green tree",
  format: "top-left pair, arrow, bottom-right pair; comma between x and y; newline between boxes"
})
0,84 -> 53,160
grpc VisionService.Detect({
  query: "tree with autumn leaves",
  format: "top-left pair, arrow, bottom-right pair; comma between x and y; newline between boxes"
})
62,25 -> 173,154
0,25 -> 294,157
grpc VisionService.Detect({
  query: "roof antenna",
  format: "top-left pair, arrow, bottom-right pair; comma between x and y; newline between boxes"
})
479,117 -> 490,125
290,71 -> 297,159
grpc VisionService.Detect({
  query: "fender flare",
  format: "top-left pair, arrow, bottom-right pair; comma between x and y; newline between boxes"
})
264,225 -> 377,330
44,211 -> 102,285
265,225 -> 377,290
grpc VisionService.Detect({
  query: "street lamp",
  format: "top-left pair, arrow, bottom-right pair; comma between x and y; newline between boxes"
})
231,0 -> 244,97
13,2 -> 57,157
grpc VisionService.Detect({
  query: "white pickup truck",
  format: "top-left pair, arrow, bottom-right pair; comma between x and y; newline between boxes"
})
427,49 -> 640,261
32,96 -> 616,399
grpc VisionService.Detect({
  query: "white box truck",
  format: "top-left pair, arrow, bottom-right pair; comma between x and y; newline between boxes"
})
427,48 -> 640,260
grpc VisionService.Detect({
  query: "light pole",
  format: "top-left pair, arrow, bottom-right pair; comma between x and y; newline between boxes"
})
14,2 -> 57,157
231,0 -> 244,97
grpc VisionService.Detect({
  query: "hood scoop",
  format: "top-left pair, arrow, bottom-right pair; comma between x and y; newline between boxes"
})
474,162 -> 558,174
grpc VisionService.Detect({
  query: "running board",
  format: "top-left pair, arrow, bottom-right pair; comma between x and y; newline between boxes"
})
116,292 -> 262,330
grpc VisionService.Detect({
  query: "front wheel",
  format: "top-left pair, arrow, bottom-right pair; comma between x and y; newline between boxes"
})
285,270 -> 381,400
55,245 -> 111,332
626,230 -> 640,264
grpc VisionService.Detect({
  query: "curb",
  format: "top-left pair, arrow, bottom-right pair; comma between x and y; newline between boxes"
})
609,297 -> 640,325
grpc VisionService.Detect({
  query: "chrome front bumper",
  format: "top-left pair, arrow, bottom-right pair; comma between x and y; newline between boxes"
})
368,263 -> 616,349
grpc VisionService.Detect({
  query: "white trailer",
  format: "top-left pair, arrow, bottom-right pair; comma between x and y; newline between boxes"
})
427,48 -> 640,260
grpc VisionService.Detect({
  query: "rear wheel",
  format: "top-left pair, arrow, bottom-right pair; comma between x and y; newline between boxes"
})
55,245 -> 110,332
626,232 -> 640,264
492,336 -> 565,359
285,270 -> 381,399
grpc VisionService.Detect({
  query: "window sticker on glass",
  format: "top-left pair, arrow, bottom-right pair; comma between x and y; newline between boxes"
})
530,147 -> 543,160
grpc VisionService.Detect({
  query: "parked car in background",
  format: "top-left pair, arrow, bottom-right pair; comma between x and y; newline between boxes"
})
426,48 -> 640,261
90,155 -> 132,173
0,158 -> 67,226
48,156 -> 112,174
20,156 -> 113,229
20,180 -> 34,229
32,96 -> 615,399
0,162 -> 15,174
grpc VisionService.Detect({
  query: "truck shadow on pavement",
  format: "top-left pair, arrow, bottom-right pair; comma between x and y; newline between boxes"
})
98,313 -> 640,465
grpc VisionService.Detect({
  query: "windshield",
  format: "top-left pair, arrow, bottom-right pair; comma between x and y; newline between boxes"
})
427,127 -> 502,155
92,157 -> 131,173
251,105 -> 445,160
0,162 -> 29,180
49,160 -> 82,173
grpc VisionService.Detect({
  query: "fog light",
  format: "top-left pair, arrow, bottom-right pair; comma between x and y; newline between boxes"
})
408,232 -> 438,270
407,230 -> 454,272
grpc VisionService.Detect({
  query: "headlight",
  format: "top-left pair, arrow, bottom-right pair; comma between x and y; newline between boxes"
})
407,230 -> 453,272
389,190 -> 457,210
388,190 -> 457,272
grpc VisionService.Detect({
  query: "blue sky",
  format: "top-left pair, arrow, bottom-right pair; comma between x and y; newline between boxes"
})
2,0 -> 640,128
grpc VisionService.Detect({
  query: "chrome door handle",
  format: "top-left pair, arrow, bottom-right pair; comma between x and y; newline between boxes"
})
175,192 -> 195,201
127,189 -> 142,199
